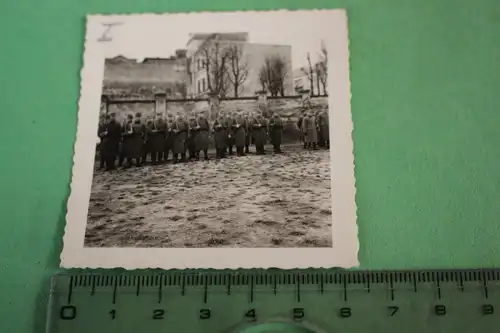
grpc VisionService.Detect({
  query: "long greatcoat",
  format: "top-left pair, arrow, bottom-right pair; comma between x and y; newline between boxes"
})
318,113 -> 329,141
97,122 -> 106,155
123,121 -> 145,159
171,120 -> 188,154
232,118 -> 246,148
244,118 -> 252,146
269,117 -> 283,146
187,119 -> 198,152
302,116 -> 318,144
147,118 -> 166,153
297,116 -> 305,142
164,121 -> 175,152
194,117 -> 210,151
100,121 -> 121,159
225,117 -> 236,146
251,118 -> 268,146
297,116 -> 304,130
212,119 -> 227,149
121,122 -> 134,158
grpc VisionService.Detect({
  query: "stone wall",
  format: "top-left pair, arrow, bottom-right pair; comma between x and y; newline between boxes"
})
217,96 -> 328,119
218,98 -> 256,115
166,100 -> 210,118
101,102 -> 155,124
101,94 -> 328,142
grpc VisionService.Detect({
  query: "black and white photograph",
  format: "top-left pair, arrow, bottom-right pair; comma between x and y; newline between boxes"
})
62,10 -> 358,269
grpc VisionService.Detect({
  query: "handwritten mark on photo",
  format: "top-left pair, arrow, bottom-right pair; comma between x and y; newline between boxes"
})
98,23 -> 123,42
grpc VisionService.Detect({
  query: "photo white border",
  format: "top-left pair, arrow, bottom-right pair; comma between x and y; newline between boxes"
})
61,9 -> 359,269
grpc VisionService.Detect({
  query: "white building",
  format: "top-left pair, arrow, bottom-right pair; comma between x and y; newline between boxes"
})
186,33 -> 294,98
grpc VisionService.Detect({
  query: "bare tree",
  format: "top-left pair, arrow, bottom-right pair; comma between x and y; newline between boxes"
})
316,42 -> 328,95
226,44 -> 248,97
258,55 -> 288,97
200,37 -> 230,97
315,63 -> 322,95
258,66 -> 267,91
301,52 -> 316,96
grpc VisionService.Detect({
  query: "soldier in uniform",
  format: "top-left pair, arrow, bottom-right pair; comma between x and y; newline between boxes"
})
297,111 -> 306,148
147,113 -> 166,165
316,110 -> 325,148
195,113 -> 211,160
213,115 -> 227,159
251,113 -> 268,155
124,115 -> 145,167
121,114 -> 134,166
164,114 -> 175,162
98,113 -> 121,171
117,117 -> 127,167
156,113 -> 167,162
225,113 -> 236,155
302,111 -> 318,150
144,118 -> 153,164
244,112 -> 252,154
269,113 -> 284,153
97,115 -> 108,169
318,110 -> 329,149
171,114 -> 188,163
187,113 -> 198,160
131,112 -> 147,164
232,114 -> 247,156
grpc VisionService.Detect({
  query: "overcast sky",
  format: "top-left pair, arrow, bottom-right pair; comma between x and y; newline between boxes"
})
100,10 -> 341,70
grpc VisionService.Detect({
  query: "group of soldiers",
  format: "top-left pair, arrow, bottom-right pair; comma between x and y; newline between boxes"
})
97,109 -> 330,171
298,110 -> 330,150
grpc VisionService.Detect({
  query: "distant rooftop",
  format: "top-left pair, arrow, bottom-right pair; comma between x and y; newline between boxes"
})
106,50 -> 187,64
106,55 -> 137,64
186,32 -> 249,45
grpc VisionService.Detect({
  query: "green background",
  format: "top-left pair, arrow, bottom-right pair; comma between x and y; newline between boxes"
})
2,0 -> 500,332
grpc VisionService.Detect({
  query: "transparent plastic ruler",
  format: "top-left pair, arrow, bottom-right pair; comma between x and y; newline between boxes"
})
46,269 -> 500,333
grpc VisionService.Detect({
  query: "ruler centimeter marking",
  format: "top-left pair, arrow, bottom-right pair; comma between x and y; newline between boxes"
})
57,269 -> 500,307
48,269 -> 500,333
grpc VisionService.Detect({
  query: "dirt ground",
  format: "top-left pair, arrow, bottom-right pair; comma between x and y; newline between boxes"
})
84,145 -> 332,248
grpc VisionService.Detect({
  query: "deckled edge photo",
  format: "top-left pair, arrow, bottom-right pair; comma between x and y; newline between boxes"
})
60,9 -> 358,269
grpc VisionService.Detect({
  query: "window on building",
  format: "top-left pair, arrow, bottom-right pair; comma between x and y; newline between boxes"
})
197,80 -> 201,94
202,78 -> 206,92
